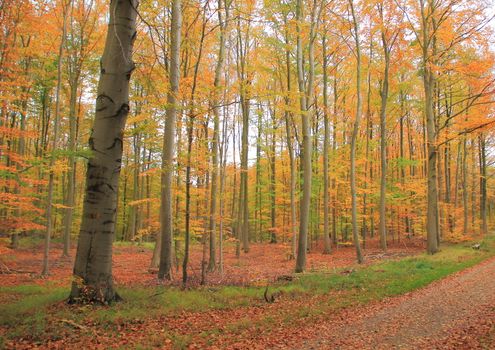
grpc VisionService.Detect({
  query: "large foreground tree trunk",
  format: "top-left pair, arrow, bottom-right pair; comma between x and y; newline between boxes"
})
69,0 -> 138,304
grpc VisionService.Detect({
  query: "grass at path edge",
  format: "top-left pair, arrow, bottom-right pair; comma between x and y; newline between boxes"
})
0,237 -> 493,348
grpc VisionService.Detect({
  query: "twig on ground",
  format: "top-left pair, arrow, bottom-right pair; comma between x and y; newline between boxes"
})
60,319 -> 87,330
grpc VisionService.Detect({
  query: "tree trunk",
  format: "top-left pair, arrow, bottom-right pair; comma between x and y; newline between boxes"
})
63,77 -> 79,257
208,0 -> 229,271
128,123 -> 141,241
158,0 -> 181,280
378,20 -> 390,252
70,0 -> 138,303
42,0 -> 70,275
295,0 -> 313,272
218,97 -> 229,273
283,22 -> 297,259
322,34 -> 331,254
332,72 -> 338,245
349,0 -> 364,264
421,0 -> 439,254
479,134 -> 487,235
240,97 -> 250,253
183,120 -> 193,286
270,108 -> 277,243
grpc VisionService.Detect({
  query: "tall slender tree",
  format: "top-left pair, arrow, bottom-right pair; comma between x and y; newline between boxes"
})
349,0 -> 364,264
42,0 -> 71,276
208,0 -> 230,271
158,0 -> 182,280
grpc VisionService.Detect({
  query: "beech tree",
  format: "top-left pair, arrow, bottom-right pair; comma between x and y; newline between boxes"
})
42,0 -> 71,276
158,0 -> 182,281
348,0 -> 364,264
69,0 -> 138,303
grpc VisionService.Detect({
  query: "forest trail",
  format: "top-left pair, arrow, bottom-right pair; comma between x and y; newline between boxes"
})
297,256 -> 495,349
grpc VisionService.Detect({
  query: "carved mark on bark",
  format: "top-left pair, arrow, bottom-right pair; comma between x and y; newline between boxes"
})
89,137 -> 105,155
87,183 -> 105,194
89,212 -> 99,219
96,94 -> 115,112
107,138 -> 123,151
103,103 -> 129,119
106,183 -> 116,193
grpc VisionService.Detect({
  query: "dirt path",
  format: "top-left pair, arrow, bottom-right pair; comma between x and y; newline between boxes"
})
296,257 -> 495,350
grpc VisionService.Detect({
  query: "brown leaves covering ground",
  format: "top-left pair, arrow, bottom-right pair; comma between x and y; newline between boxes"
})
0,238 -> 422,287
2,239 -> 494,349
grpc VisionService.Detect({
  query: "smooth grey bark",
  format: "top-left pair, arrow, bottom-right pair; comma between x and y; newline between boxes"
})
463,136 -> 468,235
421,0 -> 439,254
295,0 -> 310,273
362,38 -> 373,247
285,114 -> 297,258
235,14 -> 251,254
63,80 -> 78,257
208,0 -> 230,271
42,0 -> 70,276
218,93 -> 229,273
378,7 -> 391,252
183,118 -> 193,286
295,0 -> 319,272
270,108 -> 277,244
349,0 -> 364,264
255,109 -> 262,242
183,5 -> 207,286
479,134 -> 487,235
128,88 -> 143,242
241,100 -> 249,253
471,141 -> 476,230
332,68 -> 338,245
158,0 -> 181,280
322,33 -> 331,254
69,0 -> 138,303
128,124 -> 141,241
282,17 -> 297,259
233,113 -> 241,257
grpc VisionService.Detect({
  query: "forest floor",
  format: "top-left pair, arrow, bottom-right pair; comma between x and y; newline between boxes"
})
0,236 -> 494,349
0,237 -> 424,288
